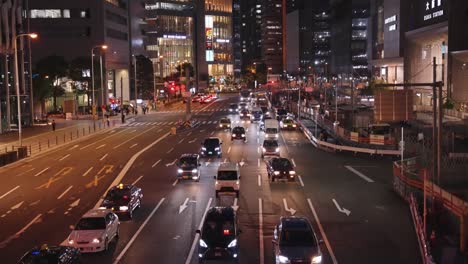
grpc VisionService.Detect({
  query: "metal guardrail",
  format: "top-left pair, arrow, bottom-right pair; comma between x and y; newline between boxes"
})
409,194 -> 436,264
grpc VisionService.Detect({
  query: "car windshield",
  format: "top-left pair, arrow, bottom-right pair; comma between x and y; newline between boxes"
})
272,159 -> 293,169
217,171 -> 238,180
204,139 -> 219,147
202,220 -> 235,241
105,189 -> 131,201
230,104 -> 238,108
264,140 -> 278,147
75,217 -> 106,230
283,119 -> 293,124
220,119 -> 230,123
266,128 -> 278,134
233,127 -> 244,133
280,229 -> 316,247
179,157 -> 197,166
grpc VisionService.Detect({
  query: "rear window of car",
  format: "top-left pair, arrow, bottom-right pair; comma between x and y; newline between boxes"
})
217,170 -> 238,180
272,158 -> 292,168
220,119 -> 230,123
233,127 -> 244,133
204,138 -> 220,146
105,189 -> 131,201
280,229 -> 316,247
283,119 -> 293,123
75,217 -> 106,230
266,128 -> 278,134
180,157 -> 197,165
230,104 -> 238,108
263,140 -> 278,147
277,109 -> 287,115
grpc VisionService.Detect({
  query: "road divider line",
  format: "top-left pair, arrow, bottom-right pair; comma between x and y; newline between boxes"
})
57,186 -> 73,200
113,127 -> 154,149
178,138 -> 184,144
132,175 -> 144,185
172,179 -> 178,186
307,198 -> 338,264
96,144 -> 106,150
167,148 -> 174,154
80,129 -> 128,150
291,158 -> 296,167
259,198 -> 264,264
298,175 -> 305,187
227,146 -> 231,154
34,167 -> 49,177
99,153 -> 108,161
113,198 -> 165,264
129,143 -> 138,149
16,167 -> 35,176
59,154 -> 70,161
344,165 -> 374,183
152,159 -> 161,168
82,167 -> 93,177
0,186 -> 20,200
258,175 -> 261,187
185,198 -> 213,264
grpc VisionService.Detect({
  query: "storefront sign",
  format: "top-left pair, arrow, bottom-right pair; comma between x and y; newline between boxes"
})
384,15 -> 397,32
423,0 -> 444,21
205,16 -> 214,62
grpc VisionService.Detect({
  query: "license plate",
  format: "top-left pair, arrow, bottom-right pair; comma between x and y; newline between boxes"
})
183,176 -> 189,179
208,152 -> 212,154
215,252 -> 222,257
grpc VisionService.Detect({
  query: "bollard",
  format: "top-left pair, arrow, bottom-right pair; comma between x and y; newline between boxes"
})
48,139 -> 50,148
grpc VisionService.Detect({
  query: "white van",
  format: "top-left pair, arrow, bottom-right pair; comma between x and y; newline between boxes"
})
214,162 -> 240,198
264,119 -> 279,139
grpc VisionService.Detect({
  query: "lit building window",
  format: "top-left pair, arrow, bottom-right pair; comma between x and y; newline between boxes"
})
30,9 -> 62,18
63,9 -> 70,18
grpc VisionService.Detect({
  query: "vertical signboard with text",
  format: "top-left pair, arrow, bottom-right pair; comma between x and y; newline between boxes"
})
205,16 -> 214,62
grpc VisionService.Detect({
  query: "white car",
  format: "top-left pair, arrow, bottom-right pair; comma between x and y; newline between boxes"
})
66,209 -> 119,253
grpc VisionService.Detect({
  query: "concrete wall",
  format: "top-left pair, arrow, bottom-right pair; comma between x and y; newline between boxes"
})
451,57 -> 468,103
114,69 -> 130,102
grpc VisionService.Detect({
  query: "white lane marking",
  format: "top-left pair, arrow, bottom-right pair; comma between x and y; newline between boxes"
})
113,198 -> 166,264
258,158 -> 261,167
70,145 -> 79,150
223,158 -> 227,163
189,138 -> 197,143
132,175 -> 144,185
113,127 -> 154,149
82,167 -> 93,177
0,214 -> 42,248
185,198 -> 213,264
259,198 -> 264,264
96,144 -> 106,150
178,138 -> 184,144
79,129 -> 128,150
167,148 -> 174,154
283,198 -> 297,215
210,131 -> 215,136
100,153 -> 108,161
34,167 -> 49,177
332,198 -> 351,216
129,143 -> 138,149
227,146 -> 231,154
166,159 -> 177,167
59,154 -> 70,161
258,175 -> 262,187
307,198 -> 338,264
257,147 -> 260,154
172,179 -> 178,186
17,167 -> 35,176
187,131 -> 192,136
298,175 -> 305,187
257,138 -> 259,144
57,186 -> 73,200
179,198 -> 190,214
232,198 -> 239,211
152,159 -> 161,168
344,165 -> 374,183
291,158 -> 296,167
0,186 -> 20,200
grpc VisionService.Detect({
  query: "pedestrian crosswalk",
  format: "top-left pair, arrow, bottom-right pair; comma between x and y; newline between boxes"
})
122,119 -> 252,127
157,108 -> 231,113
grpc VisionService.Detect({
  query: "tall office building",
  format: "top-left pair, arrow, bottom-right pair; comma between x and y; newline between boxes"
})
240,0 -> 262,70
261,0 -> 283,74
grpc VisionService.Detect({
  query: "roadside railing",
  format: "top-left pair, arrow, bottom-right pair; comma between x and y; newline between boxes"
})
409,193 -> 436,264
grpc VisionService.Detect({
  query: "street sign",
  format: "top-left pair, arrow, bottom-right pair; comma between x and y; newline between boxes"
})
182,91 -> 191,98
305,87 -> 313,92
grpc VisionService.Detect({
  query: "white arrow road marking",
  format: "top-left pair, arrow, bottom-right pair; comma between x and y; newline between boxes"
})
185,198 -> 212,264
152,159 -> 161,168
239,158 -> 246,167
344,165 -> 374,183
59,154 -> 71,161
298,175 -> 305,187
332,199 -> 351,216
113,198 -> 165,264
165,159 -> 177,167
96,144 -> 106,150
307,199 -> 338,264
283,198 -> 296,215
0,186 -> 20,200
179,198 -> 190,214
232,198 -> 239,211
57,186 -> 73,200
82,167 -> 93,177
34,167 -> 49,177
258,175 -> 262,187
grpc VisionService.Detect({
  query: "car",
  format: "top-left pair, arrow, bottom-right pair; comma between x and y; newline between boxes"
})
240,109 -> 251,120
262,139 -> 280,158
251,107 -> 263,122
176,154 -> 201,181
200,94 -> 214,104
66,209 -> 119,253
266,157 -> 296,182
219,118 -> 232,129
261,106 -> 270,117
229,103 -> 239,113
231,126 -> 246,142
214,162 -> 240,198
238,102 -> 248,110
280,118 -> 297,129
197,207 -> 240,262
201,137 -> 222,157
276,108 -> 288,121
18,245 -> 81,264
273,217 -> 322,264
192,93 -> 205,102
99,184 -> 143,219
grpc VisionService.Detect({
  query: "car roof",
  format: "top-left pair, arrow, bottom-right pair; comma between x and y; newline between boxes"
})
180,153 -> 199,159
280,216 -> 313,230
233,126 -> 245,130
206,206 -> 235,221
263,139 -> 278,144
83,208 -> 112,218
218,162 -> 239,171
220,118 -> 230,121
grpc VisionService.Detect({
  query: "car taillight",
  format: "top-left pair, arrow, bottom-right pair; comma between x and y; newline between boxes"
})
223,229 -> 230,235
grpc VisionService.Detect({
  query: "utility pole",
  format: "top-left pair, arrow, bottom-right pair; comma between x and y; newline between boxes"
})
133,55 -> 138,110
185,64 -> 192,121
432,57 -> 438,184
6,54 -> 10,131
100,54 -> 105,121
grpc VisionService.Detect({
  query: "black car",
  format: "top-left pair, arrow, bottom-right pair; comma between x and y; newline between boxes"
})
240,109 -> 251,120
266,157 -> 296,182
201,137 -> 222,157
197,207 -> 240,262
231,127 -> 246,142
276,108 -> 288,121
229,103 -> 239,114
273,217 -> 322,264
177,154 -> 201,181
18,245 -> 81,264
100,184 -> 143,219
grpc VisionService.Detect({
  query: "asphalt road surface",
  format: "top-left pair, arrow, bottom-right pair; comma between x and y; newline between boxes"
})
0,94 -> 420,263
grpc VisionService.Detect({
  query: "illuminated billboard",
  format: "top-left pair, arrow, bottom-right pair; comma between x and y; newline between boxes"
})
205,16 -> 214,62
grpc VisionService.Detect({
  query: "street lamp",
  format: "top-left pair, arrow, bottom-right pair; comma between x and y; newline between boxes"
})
14,32 -> 38,146
91,44 -> 108,130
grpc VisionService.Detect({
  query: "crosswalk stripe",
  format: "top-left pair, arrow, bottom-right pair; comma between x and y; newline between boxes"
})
202,121 -> 207,124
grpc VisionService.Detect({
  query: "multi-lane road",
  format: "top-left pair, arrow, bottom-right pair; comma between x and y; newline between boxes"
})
0,94 -> 420,263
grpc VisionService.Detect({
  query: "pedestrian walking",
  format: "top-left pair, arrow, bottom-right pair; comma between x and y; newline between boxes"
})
106,117 -> 110,127
121,114 -> 125,124
52,120 -> 56,131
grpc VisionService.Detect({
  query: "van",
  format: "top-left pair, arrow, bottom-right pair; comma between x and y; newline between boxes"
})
214,162 -> 240,198
264,119 -> 279,139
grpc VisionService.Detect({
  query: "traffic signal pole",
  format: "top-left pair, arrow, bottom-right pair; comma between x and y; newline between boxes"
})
185,65 -> 192,121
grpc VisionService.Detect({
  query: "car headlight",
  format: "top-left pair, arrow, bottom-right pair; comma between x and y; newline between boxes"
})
293,124 -> 296,127
219,124 -> 223,127
227,239 -> 237,248
275,148 -> 280,152
202,147 -> 206,151
215,147 -> 220,151
119,206 -> 129,211
68,239 -> 74,245
275,134 -> 279,138
262,147 -> 266,152
278,255 -> 290,263
229,109 -> 233,111
241,134 -> 245,137
312,255 -> 322,263
98,206 -> 106,209
289,171 -> 296,175
192,169 -> 198,173
177,169 -> 183,174
274,171 -> 280,175
199,239 -> 208,248
92,238 -> 102,244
